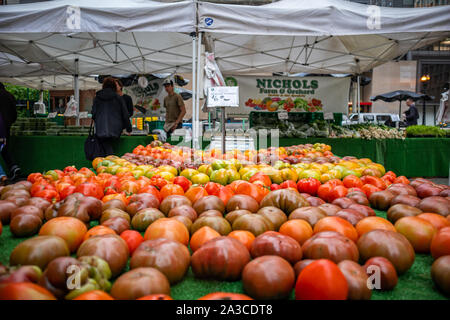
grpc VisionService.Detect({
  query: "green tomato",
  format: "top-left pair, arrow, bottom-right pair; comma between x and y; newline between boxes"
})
242,169 -> 259,181
211,160 -> 226,171
45,170 -> 59,181
299,169 -> 321,181
180,168 -> 199,180
227,170 -> 241,184
210,168 -> 229,185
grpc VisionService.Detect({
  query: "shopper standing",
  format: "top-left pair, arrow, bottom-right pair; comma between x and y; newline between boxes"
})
115,79 -> 134,118
404,98 -> 419,126
163,79 -> 186,140
91,77 -> 132,157
0,82 -> 21,181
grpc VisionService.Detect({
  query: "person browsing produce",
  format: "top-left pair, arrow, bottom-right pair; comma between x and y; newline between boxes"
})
404,98 -> 419,126
163,79 -> 186,138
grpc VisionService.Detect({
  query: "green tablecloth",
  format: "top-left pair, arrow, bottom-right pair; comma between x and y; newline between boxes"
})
4,136 -> 154,174
273,138 -> 450,178
3,136 -> 449,178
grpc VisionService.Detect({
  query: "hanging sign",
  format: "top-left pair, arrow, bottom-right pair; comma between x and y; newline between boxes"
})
207,87 -> 239,107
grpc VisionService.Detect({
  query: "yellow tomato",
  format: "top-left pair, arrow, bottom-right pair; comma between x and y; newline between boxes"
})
310,163 -> 328,174
158,165 -> 178,176
105,155 -> 119,161
280,168 -> 299,182
327,169 -> 342,180
116,167 -> 131,174
159,171 -> 175,182
320,173 -> 333,183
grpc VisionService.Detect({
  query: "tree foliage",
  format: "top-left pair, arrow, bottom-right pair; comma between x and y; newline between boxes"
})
4,83 -> 50,102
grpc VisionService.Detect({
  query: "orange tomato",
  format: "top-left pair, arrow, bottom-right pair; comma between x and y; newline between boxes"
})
235,181 -> 265,203
83,225 -> 116,241
417,213 -> 450,230
393,176 -> 410,184
360,176 -> 386,190
327,179 -> 344,188
361,184 -> 382,198
227,230 -> 255,251
39,217 -> 88,252
190,226 -> 221,252
279,220 -> 313,245
218,186 -> 235,206
73,290 -> 114,300
313,217 -> 358,242
160,184 -> 185,200
101,193 -> 128,205
355,216 -> 396,237
138,185 -> 162,203
185,186 -> 209,204
144,218 -> 189,246
342,175 -> 363,189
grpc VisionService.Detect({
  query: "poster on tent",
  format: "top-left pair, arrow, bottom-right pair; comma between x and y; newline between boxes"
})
124,78 -> 167,117
223,76 -> 351,115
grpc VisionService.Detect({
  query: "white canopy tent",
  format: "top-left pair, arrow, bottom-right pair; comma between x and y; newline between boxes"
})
198,0 -> 450,75
0,0 -> 201,141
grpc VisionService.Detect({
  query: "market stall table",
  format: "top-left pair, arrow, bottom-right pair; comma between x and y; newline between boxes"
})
3,136 -> 154,174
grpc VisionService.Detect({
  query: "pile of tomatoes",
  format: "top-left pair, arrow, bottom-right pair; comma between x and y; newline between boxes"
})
0,142 -> 449,300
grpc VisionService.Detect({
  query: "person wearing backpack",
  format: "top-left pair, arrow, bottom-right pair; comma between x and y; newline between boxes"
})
91,77 -> 132,157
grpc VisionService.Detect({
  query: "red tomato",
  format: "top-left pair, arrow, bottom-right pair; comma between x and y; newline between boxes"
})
63,166 -> 78,174
120,180 -> 140,195
59,185 -> 76,200
160,184 -> 185,200
297,178 -> 321,196
327,179 -> 344,188
236,181 -> 266,203
317,183 -> 333,202
249,172 -> 272,187
27,173 -> 43,184
342,175 -> 363,189
74,182 -> 104,199
173,176 -> 192,192
120,230 -> 144,254
150,175 -> 168,190
280,180 -> 297,189
34,189 -> 60,203
384,171 -> 397,179
217,185 -> 234,206
361,184 -> 382,198
138,185 -> 162,203
347,187 -> 365,194
327,185 -> 348,202
393,176 -> 410,184
295,259 -> 348,300
270,184 -> 281,191
78,167 -> 95,178
205,182 -> 221,196
361,176 -> 386,190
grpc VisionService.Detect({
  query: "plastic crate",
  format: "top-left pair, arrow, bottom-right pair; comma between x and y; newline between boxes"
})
333,113 -> 343,125
147,120 -> 165,131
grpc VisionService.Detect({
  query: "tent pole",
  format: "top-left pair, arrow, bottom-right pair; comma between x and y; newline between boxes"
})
398,101 -> 401,120
74,58 -> 80,126
195,32 -> 202,150
357,75 -> 361,123
191,33 -> 197,149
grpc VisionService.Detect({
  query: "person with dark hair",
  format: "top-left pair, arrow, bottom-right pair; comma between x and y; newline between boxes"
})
91,77 -> 132,157
115,79 -> 134,118
0,82 -> 21,181
162,79 -> 186,139
404,98 -> 419,126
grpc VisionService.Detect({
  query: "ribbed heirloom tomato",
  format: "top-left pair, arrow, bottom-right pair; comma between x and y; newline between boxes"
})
74,182 -> 103,199
173,176 -> 192,192
296,178 -> 321,196
83,225 -> 116,241
295,259 -> 348,300
343,175 -> 363,189
185,186 -> 209,204
160,184 -> 184,200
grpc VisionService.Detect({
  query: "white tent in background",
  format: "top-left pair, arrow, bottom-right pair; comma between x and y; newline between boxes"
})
0,0 -> 198,132
198,0 -> 450,75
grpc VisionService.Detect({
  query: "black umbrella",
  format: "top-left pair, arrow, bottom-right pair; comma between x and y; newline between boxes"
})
370,90 -> 434,118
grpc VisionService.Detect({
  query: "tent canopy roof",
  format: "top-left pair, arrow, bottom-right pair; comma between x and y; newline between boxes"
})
198,0 -> 450,75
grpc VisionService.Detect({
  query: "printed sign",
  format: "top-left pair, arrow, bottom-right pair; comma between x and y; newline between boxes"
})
223,75 -> 351,115
207,86 -> 239,107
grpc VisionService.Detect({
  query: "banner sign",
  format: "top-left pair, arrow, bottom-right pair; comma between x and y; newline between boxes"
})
224,75 -> 351,115
125,78 -> 166,117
